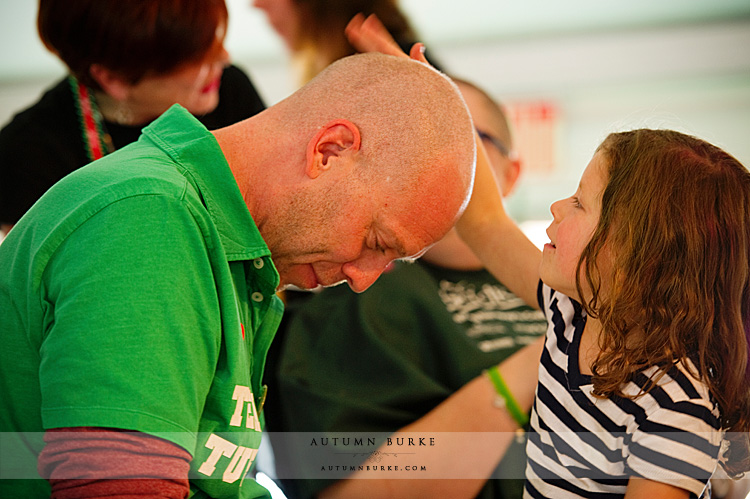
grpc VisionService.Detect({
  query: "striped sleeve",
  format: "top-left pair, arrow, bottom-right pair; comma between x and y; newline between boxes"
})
624,368 -> 722,497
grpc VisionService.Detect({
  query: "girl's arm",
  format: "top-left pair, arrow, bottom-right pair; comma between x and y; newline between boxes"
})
624,477 -> 690,499
455,138 -> 542,307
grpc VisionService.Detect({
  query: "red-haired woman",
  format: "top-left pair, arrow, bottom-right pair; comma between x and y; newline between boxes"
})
0,0 -> 265,234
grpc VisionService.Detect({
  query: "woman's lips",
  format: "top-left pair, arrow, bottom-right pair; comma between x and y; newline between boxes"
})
201,77 -> 221,94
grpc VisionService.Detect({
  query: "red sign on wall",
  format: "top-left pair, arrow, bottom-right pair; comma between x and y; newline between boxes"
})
505,101 -> 559,174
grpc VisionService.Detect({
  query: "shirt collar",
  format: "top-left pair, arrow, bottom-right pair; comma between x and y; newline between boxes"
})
142,105 -> 274,268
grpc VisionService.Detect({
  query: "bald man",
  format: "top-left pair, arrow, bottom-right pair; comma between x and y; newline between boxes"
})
268,78 -> 547,499
0,53 -> 475,499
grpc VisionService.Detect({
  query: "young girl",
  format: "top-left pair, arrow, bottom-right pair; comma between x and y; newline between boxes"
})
460,128 -> 750,498
346,13 -> 750,497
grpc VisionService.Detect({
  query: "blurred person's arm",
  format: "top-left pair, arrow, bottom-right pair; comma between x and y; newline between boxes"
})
710,466 -> 750,499
623,477 -> 690,499
317,335 -> 544,499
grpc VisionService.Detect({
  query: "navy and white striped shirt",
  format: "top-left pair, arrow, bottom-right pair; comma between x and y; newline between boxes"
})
525,284 -> 723,498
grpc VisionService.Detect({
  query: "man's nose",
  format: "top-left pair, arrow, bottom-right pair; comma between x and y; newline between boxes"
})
341,254 -> 391,293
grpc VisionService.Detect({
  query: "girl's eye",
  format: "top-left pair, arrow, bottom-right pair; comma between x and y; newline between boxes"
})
572,197 -> 582,209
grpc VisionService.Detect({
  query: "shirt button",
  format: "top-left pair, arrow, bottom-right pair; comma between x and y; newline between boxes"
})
251,292 -> 264,303
253,258 -> 264,269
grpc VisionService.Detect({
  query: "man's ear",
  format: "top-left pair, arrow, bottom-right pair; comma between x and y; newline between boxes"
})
89,64 -> 130,100
305,119 -> 361,179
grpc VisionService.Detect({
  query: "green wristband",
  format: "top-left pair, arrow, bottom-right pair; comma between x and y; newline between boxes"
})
485,365 -> 529,428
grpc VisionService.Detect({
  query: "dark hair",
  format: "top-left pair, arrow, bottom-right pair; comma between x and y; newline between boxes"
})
38,0 -> 228,90
579,128 -> 750,477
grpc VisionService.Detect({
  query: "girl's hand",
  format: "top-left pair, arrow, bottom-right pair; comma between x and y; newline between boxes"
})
346,12 -> 541,308
344,14 -> 502,242
345,13 -> 429,65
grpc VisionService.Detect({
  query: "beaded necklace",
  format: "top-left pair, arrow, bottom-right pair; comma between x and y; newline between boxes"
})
69,76 -> 114,161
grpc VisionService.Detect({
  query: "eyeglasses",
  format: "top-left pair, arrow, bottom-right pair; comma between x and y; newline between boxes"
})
476,128 -> 512,158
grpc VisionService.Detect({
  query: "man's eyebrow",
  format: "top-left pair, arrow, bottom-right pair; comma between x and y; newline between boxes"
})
397,242 -> 409,259
377,227 -> 408,258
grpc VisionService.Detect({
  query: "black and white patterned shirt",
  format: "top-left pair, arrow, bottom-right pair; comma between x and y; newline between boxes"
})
525,283 -> 723,498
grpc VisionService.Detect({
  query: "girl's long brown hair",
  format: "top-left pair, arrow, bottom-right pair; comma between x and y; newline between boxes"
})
577,129 -> 750,477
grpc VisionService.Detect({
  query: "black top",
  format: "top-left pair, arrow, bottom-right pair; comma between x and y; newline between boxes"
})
0,65 -> 265,225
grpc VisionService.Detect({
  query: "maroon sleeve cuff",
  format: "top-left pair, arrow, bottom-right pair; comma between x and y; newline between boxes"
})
39,427 -> 191,499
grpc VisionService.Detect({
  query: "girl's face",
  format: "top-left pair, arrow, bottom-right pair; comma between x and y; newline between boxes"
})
541,150 -> 609,301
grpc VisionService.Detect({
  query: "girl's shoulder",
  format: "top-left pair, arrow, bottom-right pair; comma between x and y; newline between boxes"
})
621,359 -> 721,430
631,359 -> 713,403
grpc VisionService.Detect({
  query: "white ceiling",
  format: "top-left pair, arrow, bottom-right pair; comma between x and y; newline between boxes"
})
1,0 -> 749,80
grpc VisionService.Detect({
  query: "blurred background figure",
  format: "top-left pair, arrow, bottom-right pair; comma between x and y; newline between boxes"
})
252,0 -> 442,84
0,0 -> 266,234
264,76 -> 547,499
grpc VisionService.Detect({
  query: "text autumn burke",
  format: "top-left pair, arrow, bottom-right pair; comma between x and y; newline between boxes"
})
310,437 -> 436,447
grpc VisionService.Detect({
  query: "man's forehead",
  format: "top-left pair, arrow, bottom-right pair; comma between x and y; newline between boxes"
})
371,168 -> 466,252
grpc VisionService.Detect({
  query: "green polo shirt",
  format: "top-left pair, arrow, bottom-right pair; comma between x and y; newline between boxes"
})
0,105 -> 283,499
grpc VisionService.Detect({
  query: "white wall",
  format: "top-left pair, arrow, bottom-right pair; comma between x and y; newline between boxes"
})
1,1 -> 748,223
428,21 -> 750,221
